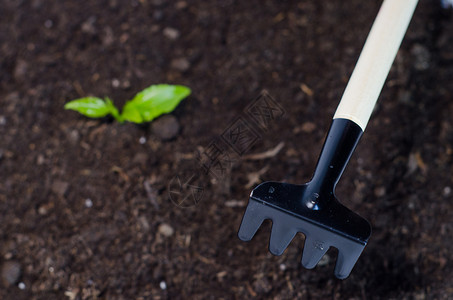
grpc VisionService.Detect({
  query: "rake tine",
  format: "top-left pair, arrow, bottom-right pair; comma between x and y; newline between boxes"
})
301,236 -> 330,269
269,221 -> 297,256
334,244 -> 366,279
237,202 -> 265,241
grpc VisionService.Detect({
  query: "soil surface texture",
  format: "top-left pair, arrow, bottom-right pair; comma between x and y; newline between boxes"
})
1,0 -> 453,299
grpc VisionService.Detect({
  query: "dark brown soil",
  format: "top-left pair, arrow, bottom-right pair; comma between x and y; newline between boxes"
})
1,0 -> 453,299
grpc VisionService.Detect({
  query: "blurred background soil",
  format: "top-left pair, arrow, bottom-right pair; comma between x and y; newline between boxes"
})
1,0 -> 452,299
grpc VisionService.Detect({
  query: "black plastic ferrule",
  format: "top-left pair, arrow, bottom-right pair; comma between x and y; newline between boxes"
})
305,118 -> 363,201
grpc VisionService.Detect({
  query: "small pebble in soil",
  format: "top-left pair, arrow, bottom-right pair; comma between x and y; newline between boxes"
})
14,59 -> 28,81
163,27 -> 180,40
175,1 -> 187,9
151,115 -> 180,140
18,282 -> 26,290
293,122 -> 316,134
301,122 -> 316,133
279,264 -> 286,271
374,186 -> 386,197
159,281 -> 167,290
109,0 -> 119,9
139,136 -> 147,144
81,16 -> 97,35
158,223 -> 174,237
138,216 -> 150,231
170,57 -> 190,72
408,201 -> 415,209
102,27 -> 114,46
119,33 -> 129,43
44,19 -> 53,28
0,115 -> 6,125
407,153 -> 418,174
85,198 -> 93,208
132,152 -> 148,165
317,254 -> 330,266
253,277 -> 272,294
1,261 -> 21,286
68,130 -> 80,145
112,78 -> 120,88
414,292 -> 426,300
398,90 -> 412,104
153,10 -> 164,21
37,154 -> 45,165
443,186 -> 451,196
52,180 -> 69,197
38,205 -> 48,215
411,44 -> 430,71
122,80 -> 131,89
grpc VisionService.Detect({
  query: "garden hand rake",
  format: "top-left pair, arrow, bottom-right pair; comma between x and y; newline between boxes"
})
238,0 -> 419,279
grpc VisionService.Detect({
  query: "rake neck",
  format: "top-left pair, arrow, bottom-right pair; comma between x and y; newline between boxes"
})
307,118 -> 363,199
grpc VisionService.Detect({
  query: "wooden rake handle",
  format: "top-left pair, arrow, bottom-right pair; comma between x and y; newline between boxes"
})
333,0 -> 419,131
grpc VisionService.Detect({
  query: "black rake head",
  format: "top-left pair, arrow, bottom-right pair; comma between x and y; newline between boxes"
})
238,181 -> 372,279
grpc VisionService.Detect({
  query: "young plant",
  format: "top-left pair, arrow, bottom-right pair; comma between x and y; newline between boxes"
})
64,84 -> 191,123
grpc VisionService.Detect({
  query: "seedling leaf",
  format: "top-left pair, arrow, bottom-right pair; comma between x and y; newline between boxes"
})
64,84 -> 190,124
121,84 -> 191,123
64,97 -> 112,118
104,97 -> 122,122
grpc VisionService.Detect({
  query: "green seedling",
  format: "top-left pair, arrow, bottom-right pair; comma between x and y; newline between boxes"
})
64,84 -> 191,124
